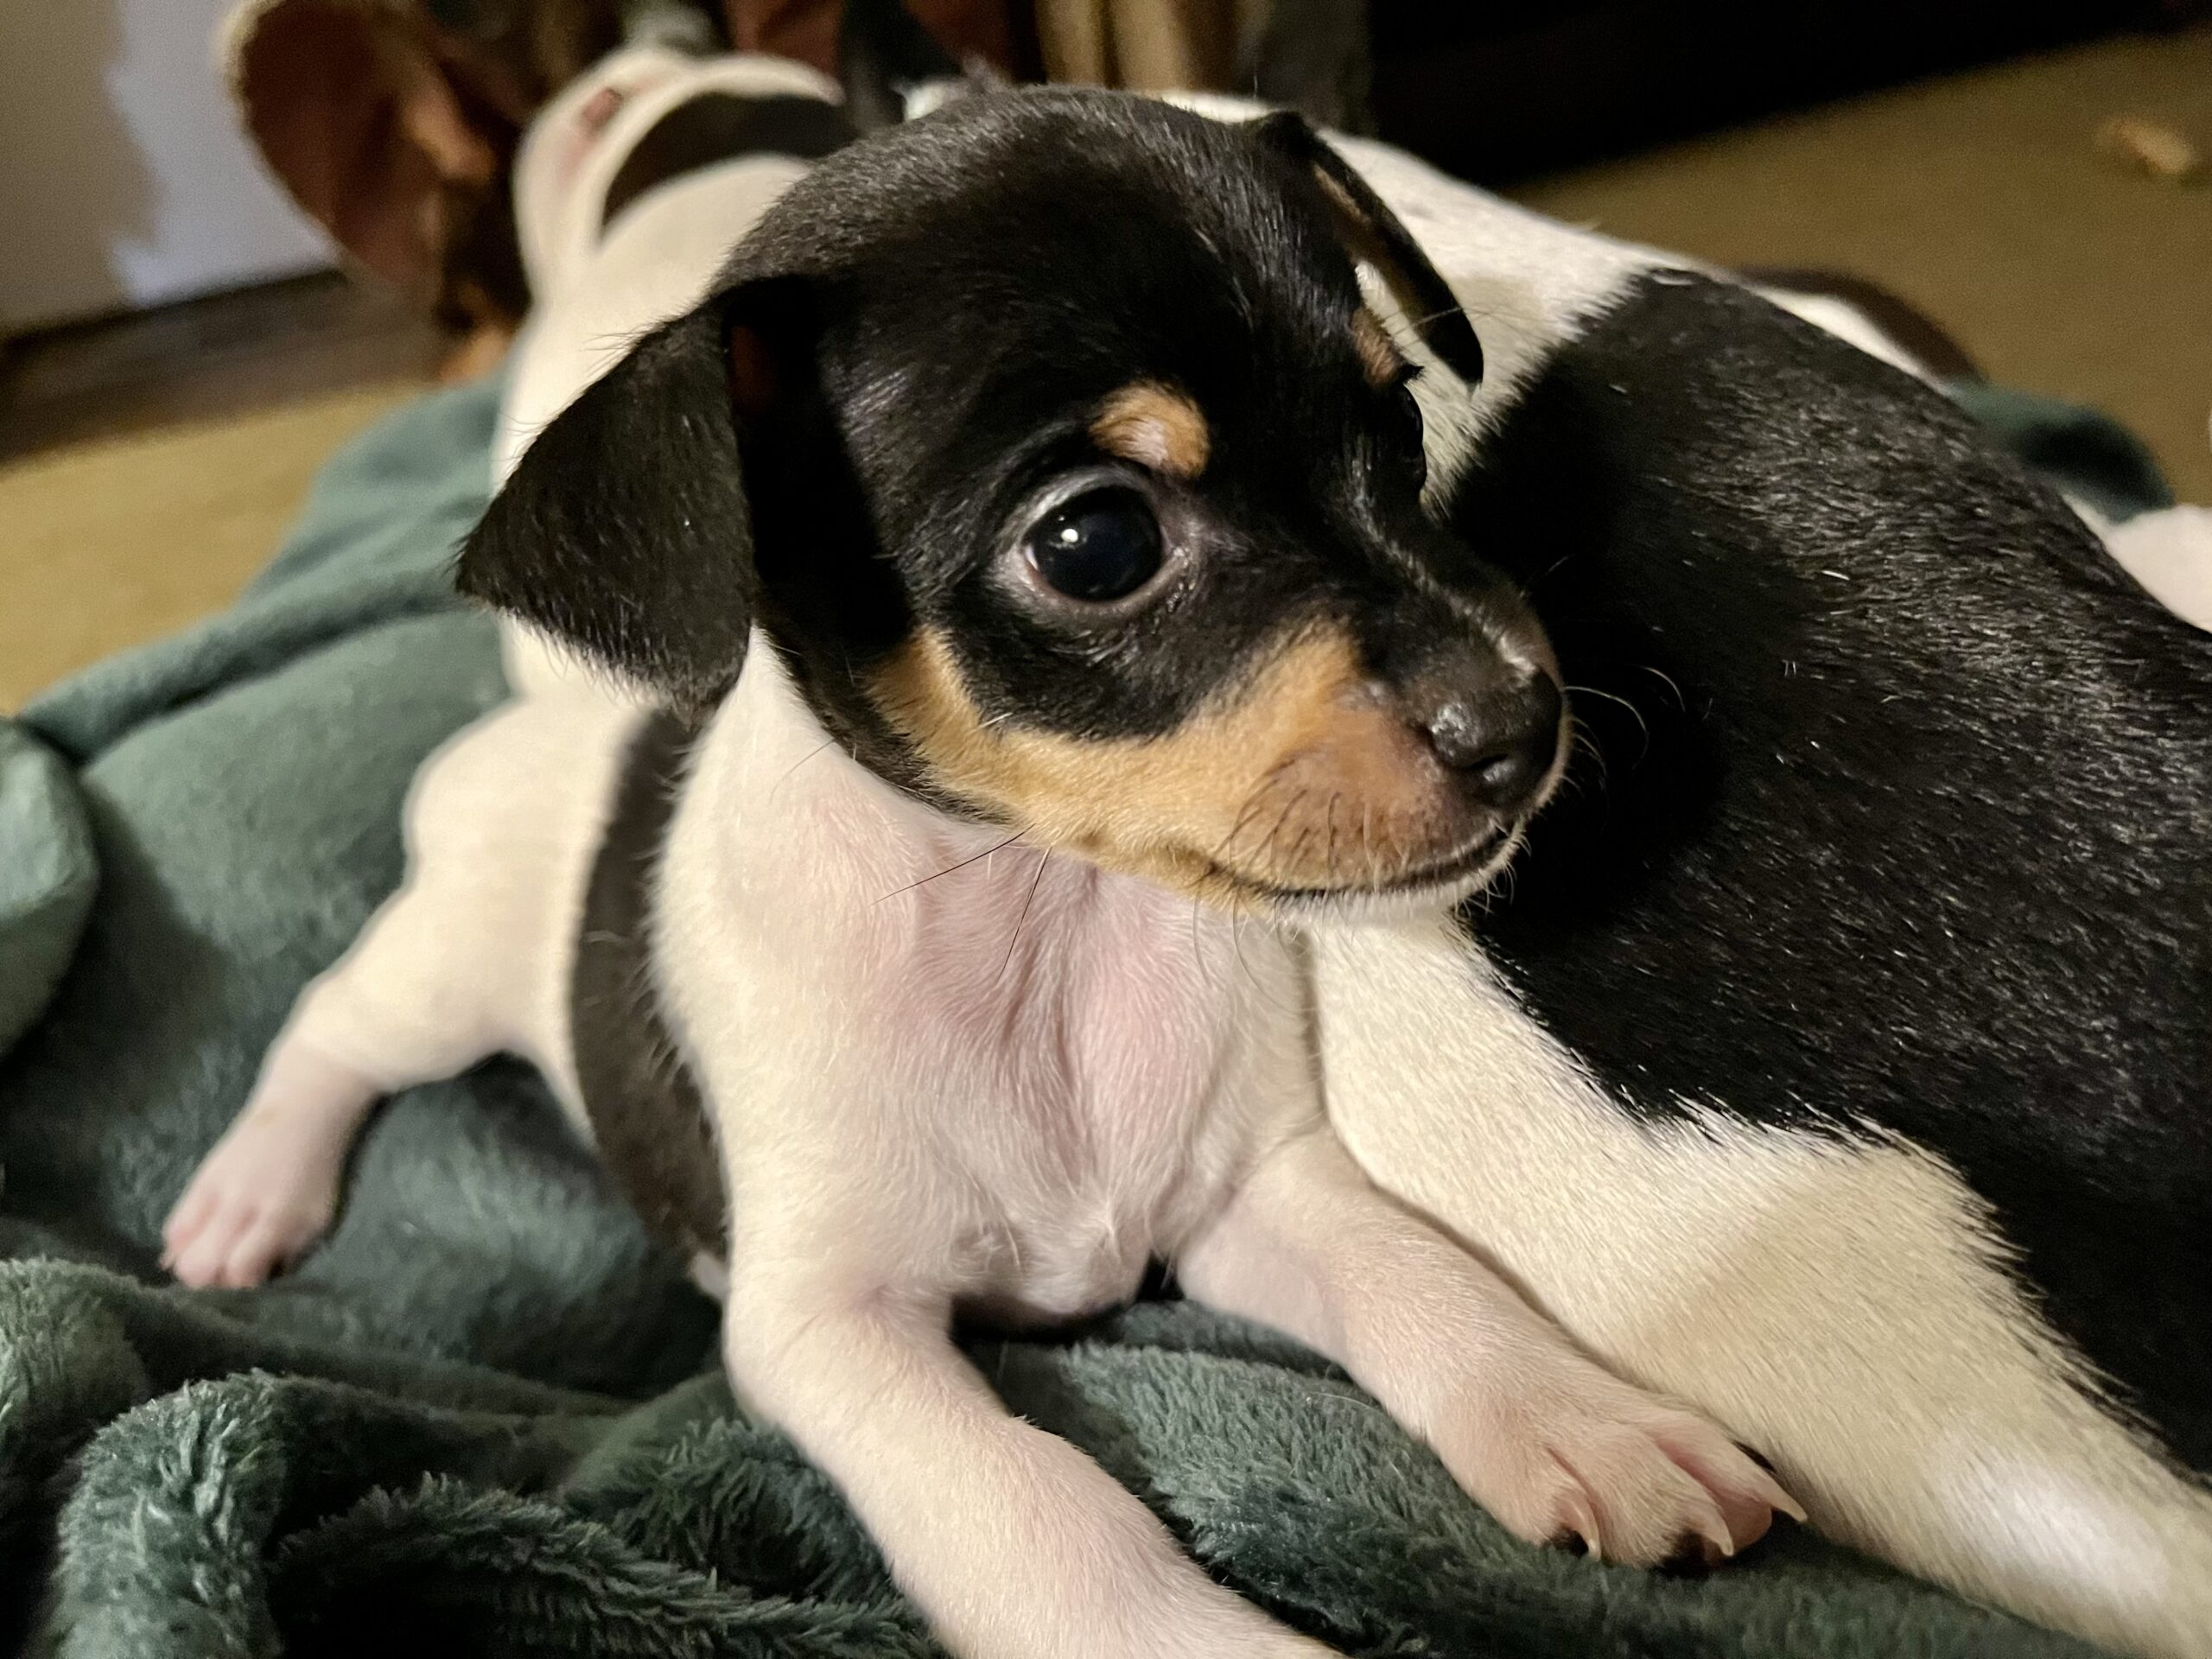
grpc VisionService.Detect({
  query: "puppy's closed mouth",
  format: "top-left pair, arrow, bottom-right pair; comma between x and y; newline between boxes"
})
1211,821 -> 1519,908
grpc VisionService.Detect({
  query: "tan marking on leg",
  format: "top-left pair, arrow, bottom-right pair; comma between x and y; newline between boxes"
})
1090,382 -> 1211,480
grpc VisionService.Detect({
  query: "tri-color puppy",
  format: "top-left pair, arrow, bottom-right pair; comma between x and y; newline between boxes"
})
161,55 -> 1799,1659
162,35 -> 2212,1659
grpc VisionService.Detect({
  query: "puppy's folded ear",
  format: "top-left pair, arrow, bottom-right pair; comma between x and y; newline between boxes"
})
1249,111 -> 1484,387
458,283 -> 803,711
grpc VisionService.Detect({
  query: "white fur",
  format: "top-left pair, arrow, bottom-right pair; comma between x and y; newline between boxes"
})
1188,89 -> 2212,1659
170,631 -> 1790,1658
499,49 -> 837,703
164,60 -> 2212,1659
2072,500 -> 2212,634
1311,918 -> 2212,1658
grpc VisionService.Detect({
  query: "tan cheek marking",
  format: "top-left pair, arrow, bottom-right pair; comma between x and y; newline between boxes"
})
1090,381 -> 1211,480
868,629 -> 1453,902
1353,308 -> 1403,390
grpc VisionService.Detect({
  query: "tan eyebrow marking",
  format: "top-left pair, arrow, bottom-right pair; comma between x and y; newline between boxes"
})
1352,308 -> 1404,390
1090,381 -> 1211,480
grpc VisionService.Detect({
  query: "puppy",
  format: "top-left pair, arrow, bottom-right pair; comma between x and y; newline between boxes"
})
1261,126 -> 2212,1659
162,66 -> 1796,1659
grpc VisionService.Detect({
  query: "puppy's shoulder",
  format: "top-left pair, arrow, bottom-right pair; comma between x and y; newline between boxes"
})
402,690 -> 654,869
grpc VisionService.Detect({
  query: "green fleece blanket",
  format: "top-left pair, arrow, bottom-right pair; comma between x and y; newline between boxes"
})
0,376 -> 2135,1657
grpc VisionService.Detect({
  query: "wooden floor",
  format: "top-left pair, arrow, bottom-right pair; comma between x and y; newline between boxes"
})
0,271 -> 446,462
0,275 -> 447,709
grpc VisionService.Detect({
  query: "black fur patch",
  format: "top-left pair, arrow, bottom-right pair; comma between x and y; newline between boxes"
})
734,93 -> 1531,759
1248,111 -> 1484,385
1453,272 -> 2212,1469
602,93 -> 857,231
570,712 -> 724,1262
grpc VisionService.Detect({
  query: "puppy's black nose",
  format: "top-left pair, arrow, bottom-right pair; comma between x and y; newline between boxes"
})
1424,673 -> 1562,813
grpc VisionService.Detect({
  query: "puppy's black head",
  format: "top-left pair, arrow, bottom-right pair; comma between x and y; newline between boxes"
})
462,90 -> 1562,911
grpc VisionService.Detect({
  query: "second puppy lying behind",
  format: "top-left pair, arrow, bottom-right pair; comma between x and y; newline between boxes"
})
164,83 -> 1795,1658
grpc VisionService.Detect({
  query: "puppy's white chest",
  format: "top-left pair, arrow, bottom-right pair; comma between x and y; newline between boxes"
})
960,1193 -> 1155,1328
905,862 -> 1271,1324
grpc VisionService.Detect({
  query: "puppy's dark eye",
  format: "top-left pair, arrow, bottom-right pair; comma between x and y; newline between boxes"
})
1024,487 -> 1165,602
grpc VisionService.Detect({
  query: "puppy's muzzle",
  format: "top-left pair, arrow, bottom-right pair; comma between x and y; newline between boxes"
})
1183,622 -> 1567,908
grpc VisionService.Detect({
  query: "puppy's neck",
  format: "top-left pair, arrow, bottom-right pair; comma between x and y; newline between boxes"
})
686,642 -> 1257,1004
656,644 -> 1313,1334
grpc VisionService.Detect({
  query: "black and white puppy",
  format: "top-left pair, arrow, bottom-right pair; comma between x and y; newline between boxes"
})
162,55 -> 1799,1659
1284,124 -> 2212,1659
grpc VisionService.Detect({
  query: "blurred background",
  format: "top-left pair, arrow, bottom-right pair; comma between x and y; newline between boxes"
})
2,0 -> 2208,707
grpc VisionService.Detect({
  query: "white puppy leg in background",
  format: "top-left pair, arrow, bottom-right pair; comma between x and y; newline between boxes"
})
164,696 -> 639,1286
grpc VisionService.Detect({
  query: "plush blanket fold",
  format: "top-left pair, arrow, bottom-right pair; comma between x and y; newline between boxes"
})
0,376 -> 2126,1656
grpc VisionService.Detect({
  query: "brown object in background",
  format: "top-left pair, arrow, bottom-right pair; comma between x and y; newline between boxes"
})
17,18 -> 2206,710
1516,26 -> 2212,504
1029,0 -> 1370,130
0,378 -> 423,709
1367,0 -> 2212,186
1034,0 -> 1108,81
1103,0 -> 1229,90
1033,0 -> 1259,90
223,0 -> 1039,348
225,0 -> 639,342
0,271 -> 443,462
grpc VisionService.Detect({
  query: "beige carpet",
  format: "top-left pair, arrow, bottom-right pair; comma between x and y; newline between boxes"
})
0,385 -> 420,709
3,27 -> 2206,710
1516,25 -> 2212,505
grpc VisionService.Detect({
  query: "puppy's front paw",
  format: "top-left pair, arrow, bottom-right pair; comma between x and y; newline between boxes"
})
1435,1363 -> 1803,1567
161,1113 -> 343,1288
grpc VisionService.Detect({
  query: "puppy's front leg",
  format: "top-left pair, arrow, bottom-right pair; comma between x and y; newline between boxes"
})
726,1267 -> 1338,1659
1178,1127 -> 1802,1567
